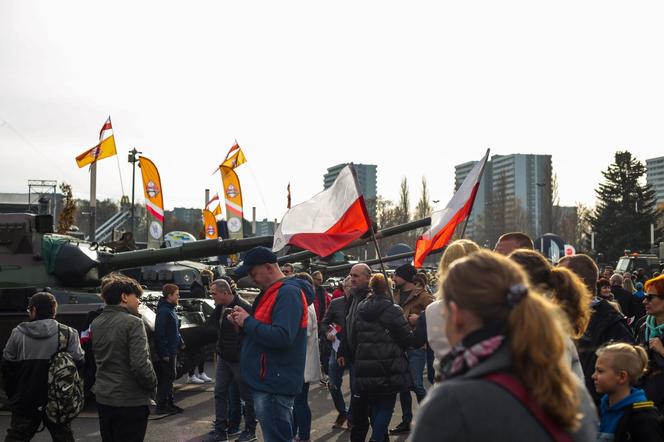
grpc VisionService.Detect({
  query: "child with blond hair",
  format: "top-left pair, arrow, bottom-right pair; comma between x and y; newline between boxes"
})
593,343 -> 664,441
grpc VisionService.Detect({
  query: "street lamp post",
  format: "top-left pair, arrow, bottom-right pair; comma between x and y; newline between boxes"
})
128,148 -> 142,234
536,182 -> 546,237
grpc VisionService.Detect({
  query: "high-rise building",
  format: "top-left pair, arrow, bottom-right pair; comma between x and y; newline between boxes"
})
171,207 -> 200,225
454,160 -> 491,240
646,156 -> 664,207
454,154 -> 552,244
254,218 -> 276,236
323,163 -> 377,220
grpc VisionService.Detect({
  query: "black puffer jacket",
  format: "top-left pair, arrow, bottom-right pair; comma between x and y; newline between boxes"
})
635,316 -> 664,412
353,294 -> 413,395
337,286 -> 370,363
578,298 -> 634,404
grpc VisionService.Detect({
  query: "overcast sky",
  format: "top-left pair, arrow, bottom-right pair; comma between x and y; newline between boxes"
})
2,1 -> 663,223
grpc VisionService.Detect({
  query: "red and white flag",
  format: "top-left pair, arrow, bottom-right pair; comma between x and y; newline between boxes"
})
273,165 -> 371,257
413,149 -> 490,267
205,193 -> 220,210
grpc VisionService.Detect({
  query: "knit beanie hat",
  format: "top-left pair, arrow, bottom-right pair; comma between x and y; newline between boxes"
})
395,264 -> 416,283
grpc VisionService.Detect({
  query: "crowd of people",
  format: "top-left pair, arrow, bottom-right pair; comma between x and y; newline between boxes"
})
3,233 -> 664,441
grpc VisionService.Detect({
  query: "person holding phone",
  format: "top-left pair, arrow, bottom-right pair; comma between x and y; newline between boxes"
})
205,278 -> 257,442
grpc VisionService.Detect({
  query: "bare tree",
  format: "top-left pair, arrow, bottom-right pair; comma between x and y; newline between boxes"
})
396,177 -> 410,225
512,198 -> 531,235
415,176 -> 432,220
487,171 -> 508,244
551,173 -> 564,234
576,203 -> 593,251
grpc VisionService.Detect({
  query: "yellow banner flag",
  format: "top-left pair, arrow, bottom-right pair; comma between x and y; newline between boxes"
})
75,117 -> 117,168
221,143 -> 247,169
202,209 -> 218,239
138,156 -> 164,248
212,204 -> 222,217
205,193 -> 222,217
220,165 -> 244,239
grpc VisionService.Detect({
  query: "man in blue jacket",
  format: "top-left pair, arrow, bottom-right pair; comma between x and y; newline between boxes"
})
230,247 -> 310,442
154,283 -> 184,414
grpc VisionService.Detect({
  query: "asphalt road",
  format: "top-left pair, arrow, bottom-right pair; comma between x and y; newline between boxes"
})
0,362 -> 419,442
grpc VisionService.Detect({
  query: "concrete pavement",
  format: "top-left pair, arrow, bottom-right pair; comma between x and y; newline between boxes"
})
0,363 -> 419,441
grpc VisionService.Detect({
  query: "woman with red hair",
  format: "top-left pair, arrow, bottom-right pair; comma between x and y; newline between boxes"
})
635,274 -> 664,412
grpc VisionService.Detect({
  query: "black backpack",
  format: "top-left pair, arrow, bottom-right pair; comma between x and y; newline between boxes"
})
614,401 -> 664,442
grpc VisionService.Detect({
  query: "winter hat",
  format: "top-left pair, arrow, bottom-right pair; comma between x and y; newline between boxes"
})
395,264 -> 416,283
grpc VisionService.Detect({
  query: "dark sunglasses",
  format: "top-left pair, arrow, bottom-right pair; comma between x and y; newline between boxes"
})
645,294 -> 664,302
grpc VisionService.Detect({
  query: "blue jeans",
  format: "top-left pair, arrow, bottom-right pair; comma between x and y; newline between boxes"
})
426,346 -> 435,385
369,394 -> 397,441
351,392 -> 397,441
228,381 -> 241,430
328,352 -> 347,417
252,390 -> 295,442
399,348 -> 427,424
214,358 -> 256,433
292,383 -> 311,440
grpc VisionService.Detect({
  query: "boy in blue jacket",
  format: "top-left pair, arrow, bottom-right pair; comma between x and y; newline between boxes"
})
593,342 -> 664,442
154,283 -> 184,414
230,247 -> 311,442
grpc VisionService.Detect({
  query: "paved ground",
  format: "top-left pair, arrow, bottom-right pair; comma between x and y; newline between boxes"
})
0,362 -> 420,441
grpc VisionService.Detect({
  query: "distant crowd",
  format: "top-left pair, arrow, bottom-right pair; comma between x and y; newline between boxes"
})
3,232 -> 664,442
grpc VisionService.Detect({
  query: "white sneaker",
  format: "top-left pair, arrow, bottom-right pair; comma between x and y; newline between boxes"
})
198,372 -> 213,382
187,374 -> 205,384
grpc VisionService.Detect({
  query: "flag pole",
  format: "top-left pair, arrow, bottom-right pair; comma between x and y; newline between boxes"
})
349,163 -> 393,299
369,224 -> 394,299
89,161 -> 97,241
459,148 -> 490,239
110,116 -> 125,197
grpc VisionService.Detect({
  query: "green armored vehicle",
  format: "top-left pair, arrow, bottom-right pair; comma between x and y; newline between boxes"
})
0,212 -> 272,351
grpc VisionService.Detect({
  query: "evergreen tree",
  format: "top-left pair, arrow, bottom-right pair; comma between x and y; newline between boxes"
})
589,151 -> 661,262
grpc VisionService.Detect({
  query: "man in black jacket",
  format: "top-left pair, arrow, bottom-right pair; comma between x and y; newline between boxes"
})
204,279 -> 257,442
2,292 -> 84,442
337,263 -> 372,439
611,273 -> 637,319
322,276 -> 351,429
337,263 -> 372,369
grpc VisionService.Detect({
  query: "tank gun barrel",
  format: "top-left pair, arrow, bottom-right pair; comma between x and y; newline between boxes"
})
317,245 -> 443,276
277,217 -> 431,264
100,235 -> 273,274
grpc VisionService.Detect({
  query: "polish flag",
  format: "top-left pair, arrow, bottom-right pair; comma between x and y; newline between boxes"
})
413,149 -> 490,267
273,165 -> 371,257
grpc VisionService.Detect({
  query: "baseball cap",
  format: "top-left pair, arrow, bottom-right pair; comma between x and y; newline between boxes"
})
234,246 -> 278,277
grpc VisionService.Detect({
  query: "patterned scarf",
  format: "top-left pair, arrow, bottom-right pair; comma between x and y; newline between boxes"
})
645,315 -> 664,342
439,325 -> 506,381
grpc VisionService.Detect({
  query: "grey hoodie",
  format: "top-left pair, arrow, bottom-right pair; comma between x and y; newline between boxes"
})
1,319 -> 83,416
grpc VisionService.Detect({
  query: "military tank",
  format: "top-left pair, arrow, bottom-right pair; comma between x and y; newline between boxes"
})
0,212 -> 436,348
0,212 -> 272,350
